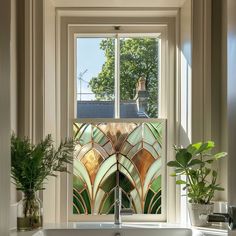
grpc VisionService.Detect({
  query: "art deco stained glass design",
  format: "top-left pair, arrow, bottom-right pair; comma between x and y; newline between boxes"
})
73,121 -> 165,215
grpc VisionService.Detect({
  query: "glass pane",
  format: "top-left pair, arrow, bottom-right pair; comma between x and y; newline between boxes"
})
77,38 -> 115,118
119,37 -> 160,118
73,121 -> 164,215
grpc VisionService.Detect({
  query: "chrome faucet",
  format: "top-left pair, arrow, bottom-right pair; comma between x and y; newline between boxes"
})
207,205 -> 236,230
114,186 -> 134,225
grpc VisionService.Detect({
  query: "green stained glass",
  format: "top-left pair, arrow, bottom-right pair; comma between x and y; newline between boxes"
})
100,190 -> 115,214
74,159 -> 92,196
153,142 -> 162,157
103,141 -> 115,156
108,206 -> 114,214
126,142 -> 142,159
120,142 -> 133,156
94,189 -> 105,214
150,176 -> 161,192
119,172 -> 135,193
100,172 -> 116,193
118,164 -> 135,187
143,142 -> 158,159
93,127 -> 108,146
144,190 -> 154,213
150,190 -> 161,210
73,175 -> 84,192
81,189 -> 91,214
143,124 -> 156,145
76,124 -> 92,145
93,155 -> 116,197
146,123 -> 163,142
73,189 -> 86,214
143,159 -> 161,196
119,155 -> 142,194
127,125 -> 142,145
121,192 -> 131,208
150,192 -> 161,214
73,121 -> 165,215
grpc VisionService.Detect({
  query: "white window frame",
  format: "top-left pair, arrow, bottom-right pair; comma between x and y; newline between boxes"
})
75,32 -> 162,119
66,23 -> 174,222
54,15 -> 177,223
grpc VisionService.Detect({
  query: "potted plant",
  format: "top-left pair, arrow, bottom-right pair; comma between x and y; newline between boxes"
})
11,134 -> 74,231
167,141 -> 227,226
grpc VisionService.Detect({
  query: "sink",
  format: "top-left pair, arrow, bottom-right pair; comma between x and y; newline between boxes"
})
33,223 -> 203,236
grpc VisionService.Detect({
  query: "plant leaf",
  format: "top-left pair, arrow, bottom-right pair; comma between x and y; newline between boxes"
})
187,142 -> 202,155
212,170 -> 217,177
176,180 -> 187,185
214,152 -> 227,159
198,141 -> 215,153
188,159 -> 204,167
176,149 -> 192,167
167,161 -> 181,168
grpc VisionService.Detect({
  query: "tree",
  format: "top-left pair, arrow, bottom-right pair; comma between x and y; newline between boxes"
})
89,38 -> 159,117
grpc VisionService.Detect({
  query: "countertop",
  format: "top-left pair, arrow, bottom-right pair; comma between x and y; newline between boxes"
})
10,222 -> 228,236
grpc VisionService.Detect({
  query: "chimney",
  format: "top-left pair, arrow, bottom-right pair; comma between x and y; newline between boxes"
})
134,76 -> 148,114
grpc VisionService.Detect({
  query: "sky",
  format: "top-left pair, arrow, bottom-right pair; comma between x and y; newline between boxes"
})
77,38 -> 106,101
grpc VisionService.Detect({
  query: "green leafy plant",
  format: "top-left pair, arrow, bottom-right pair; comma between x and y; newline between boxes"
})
11,134 -> 75,193
167,141 -> 227,204
11,134 -> 75,231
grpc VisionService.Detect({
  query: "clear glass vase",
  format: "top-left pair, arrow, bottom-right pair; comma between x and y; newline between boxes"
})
17,191 -> 43,231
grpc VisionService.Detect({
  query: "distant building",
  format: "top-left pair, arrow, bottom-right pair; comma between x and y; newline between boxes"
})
77,77 -> 148,118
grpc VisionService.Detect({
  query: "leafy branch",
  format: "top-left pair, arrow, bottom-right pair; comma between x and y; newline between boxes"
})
11,134 -> 75,194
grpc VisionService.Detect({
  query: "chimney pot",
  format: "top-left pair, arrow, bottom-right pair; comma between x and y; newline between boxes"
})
136,76 -> 146,92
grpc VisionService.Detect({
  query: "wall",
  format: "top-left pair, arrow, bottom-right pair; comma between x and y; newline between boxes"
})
9,0 -> 44,230
191,0 -> 212,143
210,0 -> 228,201
227,3 -> 236,236
179,0 -> 192,146
10,0 -> 19,230
179,0 -> 229,213
0,0 -> 11,234
179,0 -> 192,224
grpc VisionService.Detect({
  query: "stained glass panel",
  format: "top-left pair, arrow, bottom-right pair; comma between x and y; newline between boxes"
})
73,120 -> 165,215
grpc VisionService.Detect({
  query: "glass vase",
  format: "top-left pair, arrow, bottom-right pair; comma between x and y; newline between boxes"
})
17,191 -> 43,231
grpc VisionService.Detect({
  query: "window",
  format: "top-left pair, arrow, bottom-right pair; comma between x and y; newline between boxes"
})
76,34 -> 161,119
67,24 -> 173,222
73,32 -> 165,216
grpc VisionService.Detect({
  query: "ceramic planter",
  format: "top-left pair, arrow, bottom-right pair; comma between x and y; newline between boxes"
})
188,202 -> 214,226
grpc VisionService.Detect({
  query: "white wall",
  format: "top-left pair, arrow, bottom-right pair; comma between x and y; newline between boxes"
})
0,0 -> 11,234
179,0 -> 192,224
179,0 -> 192,146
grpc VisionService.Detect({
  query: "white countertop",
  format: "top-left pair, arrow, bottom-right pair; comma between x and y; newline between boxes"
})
10,222 -> 228,236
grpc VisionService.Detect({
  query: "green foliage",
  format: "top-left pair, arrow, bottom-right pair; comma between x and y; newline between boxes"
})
11,134 -> 75,194
167,141 -> 227,204
89,38 -> 159,117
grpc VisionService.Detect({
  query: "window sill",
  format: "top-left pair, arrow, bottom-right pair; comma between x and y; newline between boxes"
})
193,225 -> 228,236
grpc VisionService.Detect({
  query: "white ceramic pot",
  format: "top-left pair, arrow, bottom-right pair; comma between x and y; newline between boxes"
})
188,202 -> 214,227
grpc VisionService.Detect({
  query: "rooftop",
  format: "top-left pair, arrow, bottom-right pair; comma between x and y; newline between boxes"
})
77,100 -> 148,118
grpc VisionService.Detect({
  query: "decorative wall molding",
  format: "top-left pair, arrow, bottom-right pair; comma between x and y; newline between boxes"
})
192,0 -> 212,143
0,0 -> 11,234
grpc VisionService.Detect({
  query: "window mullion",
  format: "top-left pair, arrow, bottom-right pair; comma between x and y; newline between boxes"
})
114,34 -> 120,118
